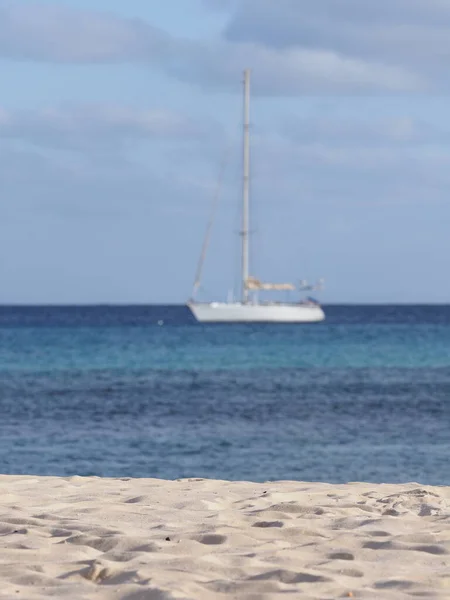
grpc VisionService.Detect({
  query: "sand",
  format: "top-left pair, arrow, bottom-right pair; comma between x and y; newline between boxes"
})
0,476 -> 449,599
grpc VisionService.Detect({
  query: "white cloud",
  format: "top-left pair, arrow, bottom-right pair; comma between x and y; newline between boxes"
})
223,0 -> 450,89
241,115 -> 450,213
279,116 -> 435,146
0,1 -> 423,93
170,42 -> 422,94
0,1 -> 169,63
2,106 -> 450,302
2,105 -> 450,204
0,104 -> 201,156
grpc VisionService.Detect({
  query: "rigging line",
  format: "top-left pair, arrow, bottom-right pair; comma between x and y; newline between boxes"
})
190,145 -> 231,301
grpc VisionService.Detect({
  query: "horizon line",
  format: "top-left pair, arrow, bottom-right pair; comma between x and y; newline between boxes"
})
1,302 -> 450,308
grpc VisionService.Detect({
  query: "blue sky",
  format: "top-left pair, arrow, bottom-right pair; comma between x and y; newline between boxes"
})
1,0 -> 450,303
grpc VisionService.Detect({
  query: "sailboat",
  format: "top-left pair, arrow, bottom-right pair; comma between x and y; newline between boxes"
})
187,69 -> 325,323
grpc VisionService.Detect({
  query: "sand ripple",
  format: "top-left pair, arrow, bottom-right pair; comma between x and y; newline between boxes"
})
0,476 -> 448,598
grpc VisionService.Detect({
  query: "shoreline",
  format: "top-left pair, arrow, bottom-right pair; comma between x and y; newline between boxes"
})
0,475 -> 448,598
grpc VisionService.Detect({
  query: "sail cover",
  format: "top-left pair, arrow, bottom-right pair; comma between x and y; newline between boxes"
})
245,276 -> 295,291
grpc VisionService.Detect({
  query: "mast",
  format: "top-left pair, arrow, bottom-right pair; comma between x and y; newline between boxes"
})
242,68 -> 250,303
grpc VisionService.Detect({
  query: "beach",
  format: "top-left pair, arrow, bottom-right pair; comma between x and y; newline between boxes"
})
0,476 -> 448,598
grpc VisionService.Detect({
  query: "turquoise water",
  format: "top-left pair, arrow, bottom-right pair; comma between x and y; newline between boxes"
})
3,322 -> 450,371
0,305 -> 449,484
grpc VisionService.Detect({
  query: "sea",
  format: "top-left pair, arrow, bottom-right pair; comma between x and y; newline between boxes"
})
0,304 -> 449,485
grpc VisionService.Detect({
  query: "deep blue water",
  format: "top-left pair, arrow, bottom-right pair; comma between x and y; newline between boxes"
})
0,305 -> 449,484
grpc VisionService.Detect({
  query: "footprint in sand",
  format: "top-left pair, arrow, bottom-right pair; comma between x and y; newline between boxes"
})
194,533 -> 227,545
252,521 -> 284,528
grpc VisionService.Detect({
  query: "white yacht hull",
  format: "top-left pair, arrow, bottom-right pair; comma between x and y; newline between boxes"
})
188,302 -> 325,323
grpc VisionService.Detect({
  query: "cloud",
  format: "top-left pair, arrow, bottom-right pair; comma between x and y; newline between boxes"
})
279,116 -> 430,147
0,142 -> 212,221
243,114 -> 450,212
2,4 -> 450,302
0,0 -> 423,93
0,103 -> 224,224
170,43 -> 421,94
2,103 -> 449,206
2,107 -> 450,302
265,113 -> 449,162
0,1 -> 169,63
223,0 -> 450,88
0,104 -> 203,158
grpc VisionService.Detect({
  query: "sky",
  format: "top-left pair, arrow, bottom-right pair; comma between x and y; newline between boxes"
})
1,0 -> 450,304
